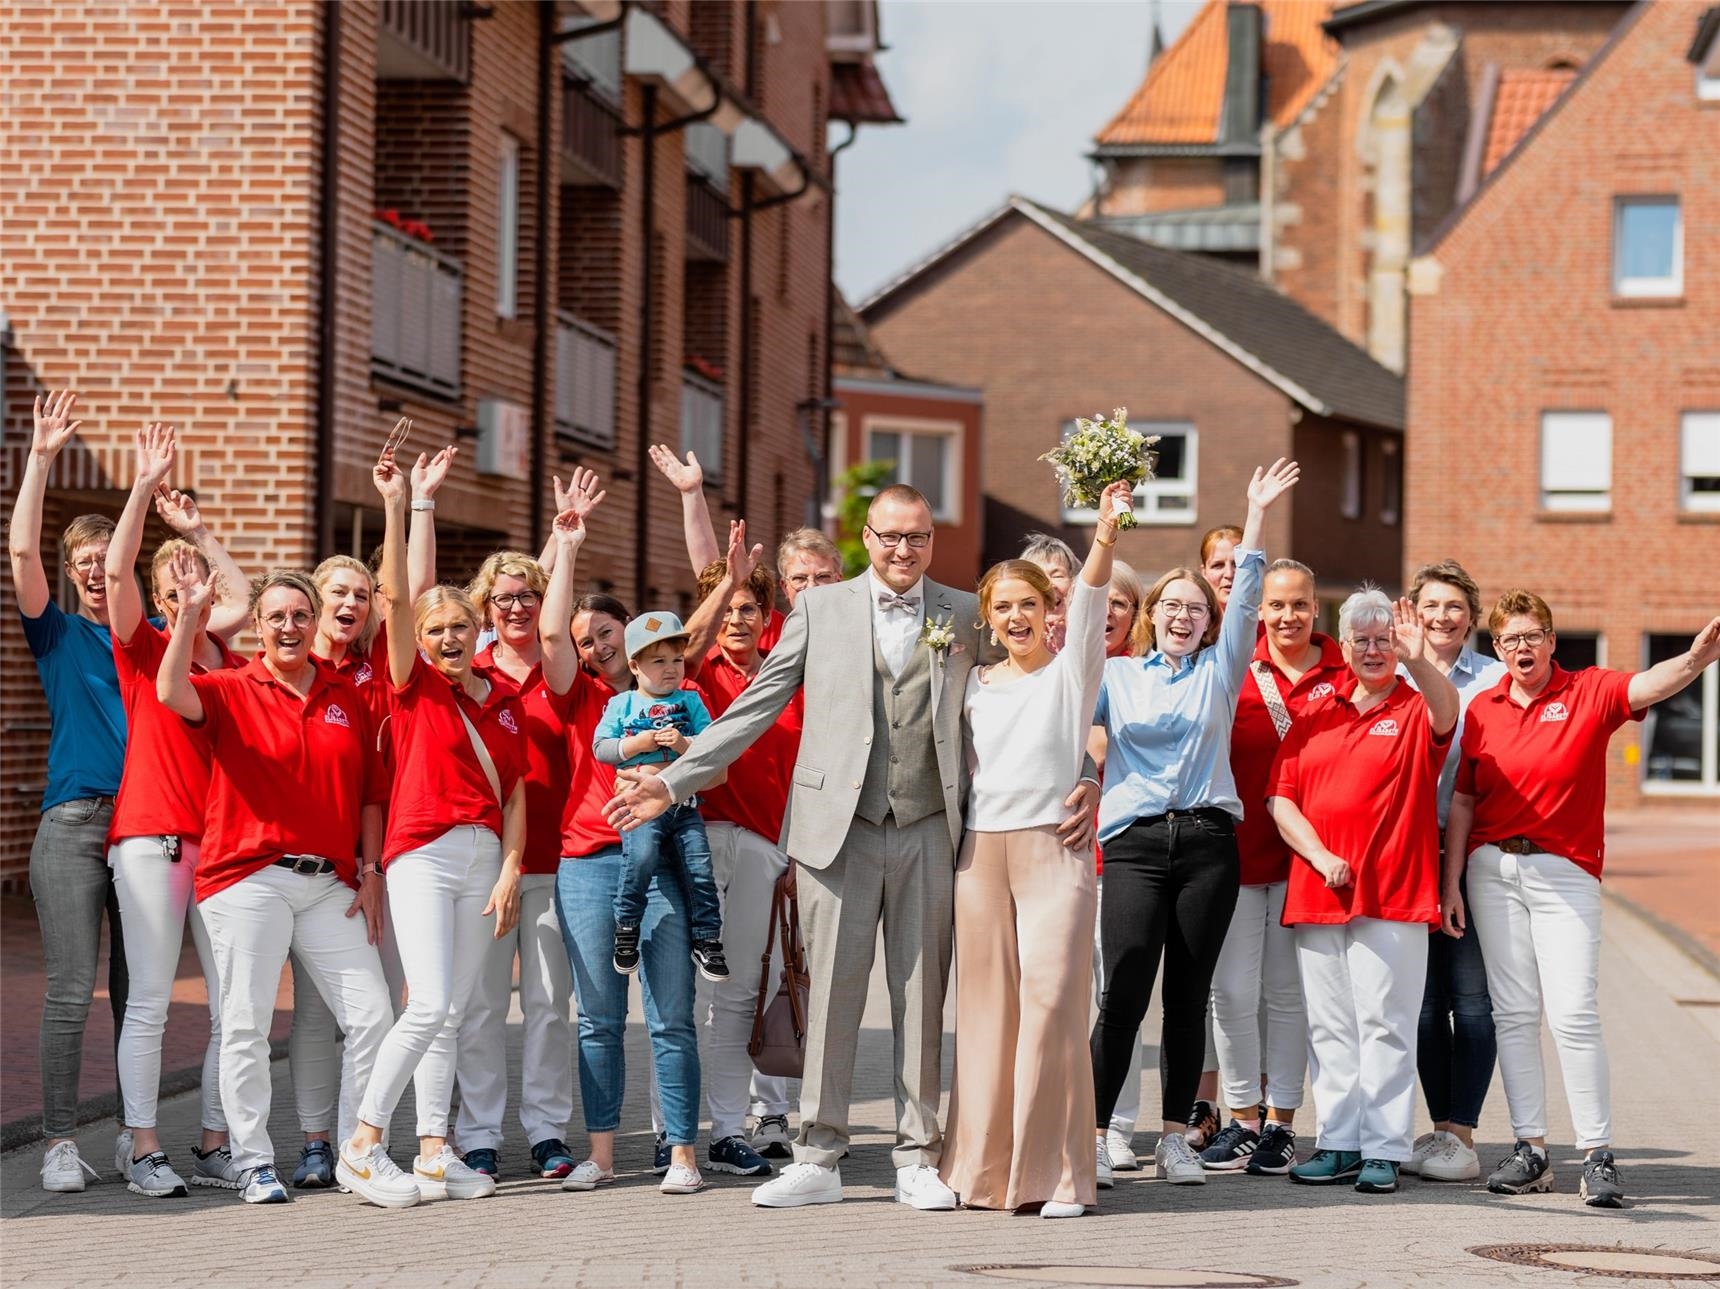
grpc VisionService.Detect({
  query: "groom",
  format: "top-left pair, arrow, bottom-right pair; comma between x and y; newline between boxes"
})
608,485 -> 1094,1209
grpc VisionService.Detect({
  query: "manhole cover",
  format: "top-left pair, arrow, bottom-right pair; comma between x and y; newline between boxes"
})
1470,1245 -> 1720,1280
956,1269 -> 1296,1288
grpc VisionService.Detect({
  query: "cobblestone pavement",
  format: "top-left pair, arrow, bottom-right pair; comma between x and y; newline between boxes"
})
3,892 -> 1717,1288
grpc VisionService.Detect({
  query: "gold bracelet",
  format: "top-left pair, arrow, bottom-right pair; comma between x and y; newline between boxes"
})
1095,532 -> 1117,548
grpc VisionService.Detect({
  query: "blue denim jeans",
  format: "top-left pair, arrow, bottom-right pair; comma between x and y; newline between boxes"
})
614,801 -> 722,944
556,848 -> 700,1145
1417,872 -> 1497,1129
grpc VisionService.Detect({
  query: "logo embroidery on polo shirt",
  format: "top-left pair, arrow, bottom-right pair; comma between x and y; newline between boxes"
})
1540,702 -> 1569,723
498,709 -> 519,734
354,663 -> 373,685
1367,718 -> 1399,737
324,703 -> 351,729
1310,682 -> 1335,699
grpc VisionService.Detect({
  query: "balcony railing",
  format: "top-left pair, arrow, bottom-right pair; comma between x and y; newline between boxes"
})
377,0 -> 470,82
562,75 -> 623,188
555,313 -> 618,450
685,176 -> 729,262
372,222 -> 462,400
680,371 -> 725,482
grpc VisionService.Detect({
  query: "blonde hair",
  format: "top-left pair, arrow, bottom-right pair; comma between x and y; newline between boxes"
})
61,514 -> 115,563
1135,567 -> 1222,655
976,559 -> 1055,626
149,538 -> 208,596
468,550 -> 547,623
414,584 -> 482,637
312,555 -> 379,649
1489,588 -> 1554,636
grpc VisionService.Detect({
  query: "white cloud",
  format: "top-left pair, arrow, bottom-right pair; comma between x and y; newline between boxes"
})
835,0 -> 1200,303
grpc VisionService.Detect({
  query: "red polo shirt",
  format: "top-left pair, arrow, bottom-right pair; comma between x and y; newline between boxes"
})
549,667 -> 623,859
319,628 -> 392,733
475,646 -> 570,876
694,649 -> 802,843
1456,664 -> 1640,878
384,655 -> 527,864
109,622 -> 240,846
189,657 -> 387,901
1271,678 -> 1448,927
1231,632 -> 1347,887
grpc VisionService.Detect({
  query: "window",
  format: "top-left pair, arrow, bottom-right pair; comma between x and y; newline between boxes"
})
1380,437 -> 1401,525
497,133 -> 521,318
1698,36 -> 1720,101
1540,411 -> 1611,511
1341,431 -> 1363,519
866,417 -> 960,522
1612,197 -> 1681,297
1681,411 -> 1720,512
1060,421 -> 1197,525
1643,633 -> 1719,792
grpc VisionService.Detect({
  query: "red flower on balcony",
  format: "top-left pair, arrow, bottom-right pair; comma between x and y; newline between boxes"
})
375,208 -> 435,245
685,354 -> 724,382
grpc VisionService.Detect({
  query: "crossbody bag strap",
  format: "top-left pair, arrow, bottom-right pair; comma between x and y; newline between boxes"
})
455,699 -> 504,806
1250,660 -> 1294,741
750,872 -> 789,1053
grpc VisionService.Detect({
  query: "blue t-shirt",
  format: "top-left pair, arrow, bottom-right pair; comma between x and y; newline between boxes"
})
20,601 -> 129,810
594,688 -> 713,768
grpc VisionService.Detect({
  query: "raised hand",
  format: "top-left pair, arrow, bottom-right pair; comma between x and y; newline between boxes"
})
411,443 -> 457,499
1690,616 -> 1720,669
1096,479 -> 1133,531
562,467 -> 606,522
32,390 -> 82,458
648,444 -> 703,494
1247,457 -> 1300,511
725,518 -> 764,585
168,545 -> 214,631
152,487 -> 203,535
550,502 -> 588,545
1390,595 -> 1427,665
135,421 -> 177,488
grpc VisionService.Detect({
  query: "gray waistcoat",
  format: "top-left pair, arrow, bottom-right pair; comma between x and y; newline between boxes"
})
854,624 -> 944,828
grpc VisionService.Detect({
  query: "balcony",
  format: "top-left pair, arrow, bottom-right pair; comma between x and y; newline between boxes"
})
555,314 -> 618,450
377,0 -> 470,82
562,76 -> 623,188
685,177 -> 729,262
680,371 -> 725,483
371,222 -> 462,400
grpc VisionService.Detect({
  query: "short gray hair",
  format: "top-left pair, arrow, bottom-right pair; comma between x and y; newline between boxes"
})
1337,585 -> 1393,641
1021,531 -> 1077,575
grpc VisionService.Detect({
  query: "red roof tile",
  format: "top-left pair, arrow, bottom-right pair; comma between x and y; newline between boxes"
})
1482,67 -> 1577,175
829,59 -> 902,126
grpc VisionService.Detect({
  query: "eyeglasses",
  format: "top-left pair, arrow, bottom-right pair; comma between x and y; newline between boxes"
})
865,526 -> 932,550
722,604 -> 761,622
159,590 -> 180,606
1349,635 -> 1395,654
261,611 -> 315,632
491,592 -> 540,611
1154,600 -> 1209,621
785,571 -> 842,590
1497,630 -> 1549,651
70,552 -> 108,574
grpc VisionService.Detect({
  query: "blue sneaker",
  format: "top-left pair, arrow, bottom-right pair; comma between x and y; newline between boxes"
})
530,1140 -> 573,1179
1289,1148 -> 1363,1185
241,1164 -> 291,1204
707,1134 -> 773,1177
463,1147 -> 500,1179
653,1133 -> 671,1176
291,1140 -> 334,1189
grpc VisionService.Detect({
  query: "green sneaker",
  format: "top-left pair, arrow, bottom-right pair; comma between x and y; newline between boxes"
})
1354,1158 -> 1399,1193
1289,1148 -> 1362,1185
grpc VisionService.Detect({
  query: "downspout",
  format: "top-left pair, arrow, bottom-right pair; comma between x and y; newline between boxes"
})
312,0 -> 342,562
734,171 -> 755,518
529,0 -> 553,542
821,121 -> 859,530
633,83 -> 657,603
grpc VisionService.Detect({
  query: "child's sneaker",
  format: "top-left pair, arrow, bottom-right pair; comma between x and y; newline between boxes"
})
692,940 -> 728,982
614,923 -> 641,974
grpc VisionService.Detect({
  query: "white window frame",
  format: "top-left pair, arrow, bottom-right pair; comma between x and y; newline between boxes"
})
1612,196 -> 1682,298
1680,411 -> 1720,513
1641,634 -> 1720,796
1340,430 -> 1362,519
1060,420 -> 1198,526
497,133 -> 521,319
864,414 -> 962,524
1698,39 -> 1720,101
1380,436 -> 1401,525
1539,410 -> 1612,512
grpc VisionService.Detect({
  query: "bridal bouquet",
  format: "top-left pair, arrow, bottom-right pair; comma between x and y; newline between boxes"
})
1040,407 -> 1158,530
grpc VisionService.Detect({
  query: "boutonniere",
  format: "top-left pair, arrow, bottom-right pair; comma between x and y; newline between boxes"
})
920,614 -> 956,658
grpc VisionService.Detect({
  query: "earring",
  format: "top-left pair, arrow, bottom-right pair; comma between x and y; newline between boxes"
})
989,628 -> 999,647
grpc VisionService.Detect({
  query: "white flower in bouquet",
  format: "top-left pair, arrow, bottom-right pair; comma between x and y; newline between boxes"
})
1040,407 -> 1159,530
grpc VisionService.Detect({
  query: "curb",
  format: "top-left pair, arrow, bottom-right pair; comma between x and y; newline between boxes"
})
1601,887 -> 1720,981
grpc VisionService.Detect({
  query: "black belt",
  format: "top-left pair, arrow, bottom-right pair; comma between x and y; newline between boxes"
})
274,855 -> 337,876
1495,836 -> 1546,856
1137,806 -> 1233,830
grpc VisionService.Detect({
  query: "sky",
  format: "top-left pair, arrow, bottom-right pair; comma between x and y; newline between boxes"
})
834,0 -> 1200,305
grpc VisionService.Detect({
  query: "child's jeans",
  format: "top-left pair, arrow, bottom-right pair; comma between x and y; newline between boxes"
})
616,801 -> 723,943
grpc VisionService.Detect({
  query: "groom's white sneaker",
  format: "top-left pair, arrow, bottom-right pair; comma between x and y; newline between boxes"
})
895,1164 -> 957,1210
751,1162 -> 843,1207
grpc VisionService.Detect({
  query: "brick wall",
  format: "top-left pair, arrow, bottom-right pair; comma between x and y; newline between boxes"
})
1406,0 -> 1720,805
1099,157 -> 1231,217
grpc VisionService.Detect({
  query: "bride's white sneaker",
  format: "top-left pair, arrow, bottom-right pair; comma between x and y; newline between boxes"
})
751,1162 -> 843,1207
895,1164 -> 957,1210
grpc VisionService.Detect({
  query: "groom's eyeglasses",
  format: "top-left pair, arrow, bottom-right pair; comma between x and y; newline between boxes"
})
865,526 -> 932,550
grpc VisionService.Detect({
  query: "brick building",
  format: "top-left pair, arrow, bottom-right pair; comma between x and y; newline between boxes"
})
862,196 -> 1404,594
0,0 -> 895,884
1405,0 -> 1720,804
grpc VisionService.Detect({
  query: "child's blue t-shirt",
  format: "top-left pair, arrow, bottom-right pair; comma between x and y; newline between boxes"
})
19,601 -> 129,810
593,688 -> 712,768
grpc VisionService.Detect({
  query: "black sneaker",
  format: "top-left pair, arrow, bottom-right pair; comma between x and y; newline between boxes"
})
614,923 -> 641,975
652,1133 -> 671,1176
1487,1140 -> 1553,1195
1580,1150 -> 1625,1208
707,1134 -> 773,1176
691,940 -> 729,982
1185,1099 -> 1220,1150
463,1147 -> 500,1178
1199,1120 -> 1260,1171
1246,1123 -> 1297,1176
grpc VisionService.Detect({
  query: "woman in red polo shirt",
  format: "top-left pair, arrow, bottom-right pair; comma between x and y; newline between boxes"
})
1450,591 -> 1720,1209
156,555 -> 393,1207
1266,589 -> 1457,1196
336,441 -> 528,1209
1199,558 -> 1346,1177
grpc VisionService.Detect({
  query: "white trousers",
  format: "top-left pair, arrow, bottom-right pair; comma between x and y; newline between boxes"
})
1093,874 -> 1144,1133
1467,845 -> 1611,1149
200,865 -> 393,1170
454,873 -> 574,1151
1211,881 -> 1306,1112
109,838 -> 225,1132
650,822 -> 789,1142
357,826 -> 501,1139
1296,917 -> 1427,1161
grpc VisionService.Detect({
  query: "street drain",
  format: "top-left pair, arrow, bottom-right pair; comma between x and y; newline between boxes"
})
955,1269 -> 1296,1288
1470,1245 -> 1720,1280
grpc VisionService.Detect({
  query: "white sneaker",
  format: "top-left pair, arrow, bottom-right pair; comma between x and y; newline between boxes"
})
660,1162 -> 705,1194
1154,1132 -> 1207,1185
41,1140 -> 99,1193
1041,1200 -> 1086,1218
1105,1129 -> 1139,1171
125,1150 -> 188,1198
413,1145 -> 496,1200
114,1128 -> 134,1179
560,1159 -> 615,1192
1095,1137 -> 1114,1189
895,1163 -> 957,1210
752,1161 -> 843,1207
1420,1131 -> 1481,1182
335,1140 -> 422,1209
1402,1130 -> 1437,1176
240,1164 -> 291,1204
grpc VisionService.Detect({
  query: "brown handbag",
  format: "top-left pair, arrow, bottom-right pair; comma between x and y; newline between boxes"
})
748,864 -> 810,1079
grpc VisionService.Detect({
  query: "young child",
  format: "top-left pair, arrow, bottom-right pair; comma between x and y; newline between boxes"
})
594,612 -> 728,982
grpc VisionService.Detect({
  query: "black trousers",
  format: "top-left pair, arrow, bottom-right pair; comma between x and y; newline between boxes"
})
1091,809 -> 1240,1129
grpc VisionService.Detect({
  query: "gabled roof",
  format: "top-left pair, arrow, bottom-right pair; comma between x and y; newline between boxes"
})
829,60 -> 902,125
863,197 -> 1404,430
1480,68 -> 1577,176
1095,0 -> 1338,149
